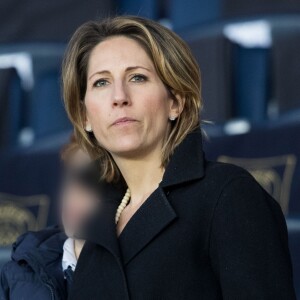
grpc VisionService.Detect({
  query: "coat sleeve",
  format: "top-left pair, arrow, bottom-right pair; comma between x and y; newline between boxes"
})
209,174 -> 296,300
0,264 -> 9,300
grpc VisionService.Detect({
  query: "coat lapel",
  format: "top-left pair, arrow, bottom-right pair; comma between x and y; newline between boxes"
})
118,129 -> 205,264
118,186 -> 177,265
79,129 -> 205,265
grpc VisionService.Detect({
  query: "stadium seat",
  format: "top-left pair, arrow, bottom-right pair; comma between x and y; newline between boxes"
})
0,0 -> 115,43
272,20 -> 300,114
0,140 -> 66,247
231,45 -> 270,122
0,131 -> 70,273
28,70 -> 72,140
169,0 -> 221,30
117,0 -> 160,19
0,67 -> 25,148
0,44 -> 71,146
168,0 -> 300,31
184,27 -> 233,123
203,119 -> 300,216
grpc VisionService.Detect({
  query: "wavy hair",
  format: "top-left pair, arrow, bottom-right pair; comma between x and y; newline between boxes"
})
62,16 -> 202,182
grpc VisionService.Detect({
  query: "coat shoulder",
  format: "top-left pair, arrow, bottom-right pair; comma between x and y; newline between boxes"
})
12,226 -> 65,260
203,160 -> 280,210
198,160 -> 258,200
1,260 -> 29,281
204,160 -> 253,182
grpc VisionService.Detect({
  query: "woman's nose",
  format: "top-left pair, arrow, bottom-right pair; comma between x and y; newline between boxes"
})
112,81 -> 130,107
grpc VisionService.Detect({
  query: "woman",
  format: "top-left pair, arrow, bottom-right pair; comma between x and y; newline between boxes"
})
62,16 -> 296,299
0,136 -> 98,299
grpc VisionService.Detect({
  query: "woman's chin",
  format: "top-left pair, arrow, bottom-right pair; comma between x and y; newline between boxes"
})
110,146 -> 143,159
107,137 -> 145,158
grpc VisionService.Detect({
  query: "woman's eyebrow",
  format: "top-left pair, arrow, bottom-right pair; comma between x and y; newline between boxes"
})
88,65 -> 151,80
88,70 -> 110,80
125,66 -> 151,72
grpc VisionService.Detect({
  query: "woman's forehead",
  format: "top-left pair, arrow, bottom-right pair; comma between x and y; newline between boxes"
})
87,36 -> 154,75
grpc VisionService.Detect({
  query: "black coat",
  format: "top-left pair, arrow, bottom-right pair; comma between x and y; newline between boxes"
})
0,227 -> 67,300
69,129 -> 296,300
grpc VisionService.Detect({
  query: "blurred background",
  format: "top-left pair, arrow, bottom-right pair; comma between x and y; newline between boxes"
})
0,0 -> 299,295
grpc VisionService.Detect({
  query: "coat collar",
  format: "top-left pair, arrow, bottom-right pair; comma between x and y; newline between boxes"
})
80,128 -> 205,264
161,128 -> 205,188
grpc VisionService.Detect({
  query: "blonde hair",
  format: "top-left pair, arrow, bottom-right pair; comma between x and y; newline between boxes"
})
62,16 -> 202,182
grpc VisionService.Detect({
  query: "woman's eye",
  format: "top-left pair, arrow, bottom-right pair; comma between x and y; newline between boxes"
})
93,79 -> 109,87
130,74 -> 147,83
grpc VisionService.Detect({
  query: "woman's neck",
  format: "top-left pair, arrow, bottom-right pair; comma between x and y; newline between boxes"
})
113,151 -> 165,207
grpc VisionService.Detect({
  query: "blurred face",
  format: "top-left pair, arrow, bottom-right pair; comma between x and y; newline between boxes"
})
84,36 -> 180,159
61,149 -> 98,238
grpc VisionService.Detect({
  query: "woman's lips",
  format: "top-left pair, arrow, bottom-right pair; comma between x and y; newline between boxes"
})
112,117 -> 138,126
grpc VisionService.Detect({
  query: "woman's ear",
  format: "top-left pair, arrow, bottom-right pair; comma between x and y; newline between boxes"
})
168,90 -> 185,121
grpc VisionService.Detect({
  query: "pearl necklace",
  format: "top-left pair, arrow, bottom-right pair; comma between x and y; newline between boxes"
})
115,188 -> 131,224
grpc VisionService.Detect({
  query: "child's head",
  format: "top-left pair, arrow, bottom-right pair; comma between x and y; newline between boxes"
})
60,134 -> 98,238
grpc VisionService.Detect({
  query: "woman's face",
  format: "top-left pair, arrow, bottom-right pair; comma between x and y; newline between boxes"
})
84,36 -> 179,159
61,149 -> 97,238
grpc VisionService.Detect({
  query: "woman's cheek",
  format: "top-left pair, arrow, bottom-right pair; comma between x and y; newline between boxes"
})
86,98 -> 108,127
